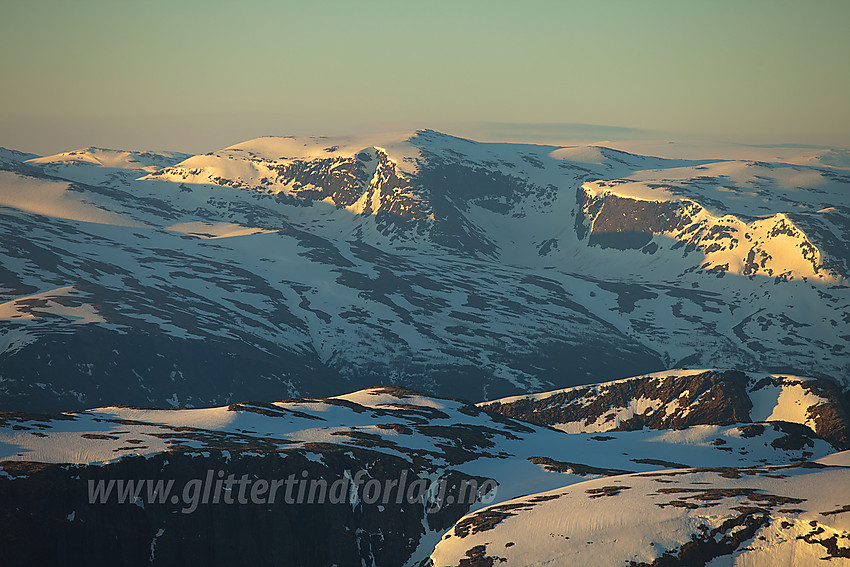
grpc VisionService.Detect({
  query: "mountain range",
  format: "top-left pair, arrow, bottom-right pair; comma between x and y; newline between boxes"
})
1,130 -> 849,565
1,130 -> 848,411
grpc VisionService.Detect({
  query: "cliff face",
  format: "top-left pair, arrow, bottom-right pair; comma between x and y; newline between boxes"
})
481,370 -> 850,450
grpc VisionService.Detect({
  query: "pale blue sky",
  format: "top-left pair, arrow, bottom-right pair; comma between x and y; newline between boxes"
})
2,0 -> 848,154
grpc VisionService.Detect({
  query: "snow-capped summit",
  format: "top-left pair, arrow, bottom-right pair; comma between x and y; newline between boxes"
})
27,147 -> 189,172
24,147 -> 191,187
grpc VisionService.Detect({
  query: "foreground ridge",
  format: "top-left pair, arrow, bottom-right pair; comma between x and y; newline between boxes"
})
1,374 -> 848,565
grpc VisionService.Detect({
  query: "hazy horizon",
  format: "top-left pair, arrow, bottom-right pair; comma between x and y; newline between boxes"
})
3,0 -> 849,155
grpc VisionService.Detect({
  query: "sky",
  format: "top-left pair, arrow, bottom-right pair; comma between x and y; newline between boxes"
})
1,0 -> 848,155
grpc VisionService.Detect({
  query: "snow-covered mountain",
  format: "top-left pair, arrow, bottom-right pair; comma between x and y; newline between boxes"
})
2,375 -> 847,565
1,130 -> 849,411
428,457 -> 850,566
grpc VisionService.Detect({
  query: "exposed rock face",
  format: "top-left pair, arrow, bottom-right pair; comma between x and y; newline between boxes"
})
481,370 -> 850,449
150,147 -> 429,221
579,184 -> 830,279
484,370 -> 752,428
581,192 -> 689,250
